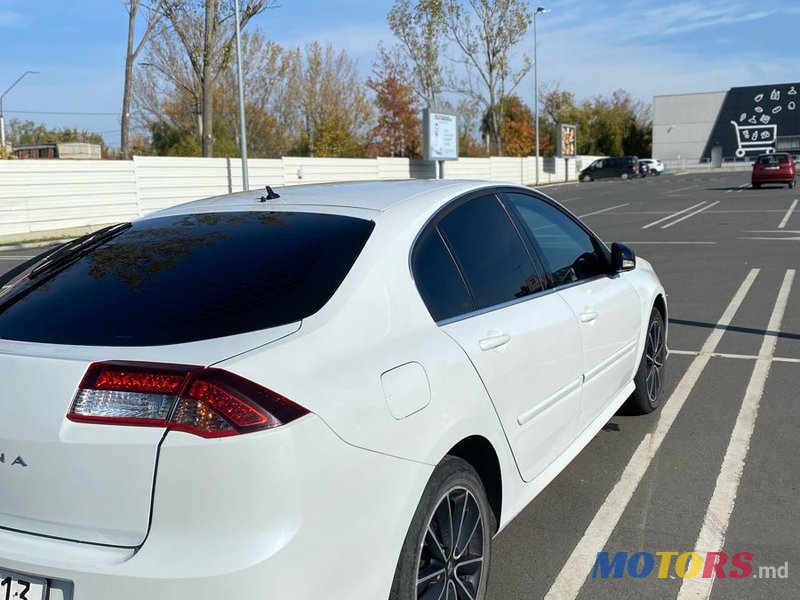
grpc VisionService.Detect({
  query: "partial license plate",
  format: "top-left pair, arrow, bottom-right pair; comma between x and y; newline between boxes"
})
0,568 -> 47,600
765,165 -> 780,170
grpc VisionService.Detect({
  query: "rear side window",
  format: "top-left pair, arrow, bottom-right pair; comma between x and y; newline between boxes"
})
437,195 -> 542,310
412,230 -> 474,321
0,212 -> 374,346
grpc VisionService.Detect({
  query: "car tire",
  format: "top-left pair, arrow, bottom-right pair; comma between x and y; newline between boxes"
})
390,456 -> 495,600
752,182 -> 761,189
621,173 -> 630,180
581,174 -> 593,182
789,180 -> 796,189
625,307 -> 666,415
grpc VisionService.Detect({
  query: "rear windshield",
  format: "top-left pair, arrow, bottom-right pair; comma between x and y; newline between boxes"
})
758,154 -> 789,164
0,212 -> 374,346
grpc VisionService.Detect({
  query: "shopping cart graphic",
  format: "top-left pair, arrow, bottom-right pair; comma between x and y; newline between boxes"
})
730,121 -> 776,157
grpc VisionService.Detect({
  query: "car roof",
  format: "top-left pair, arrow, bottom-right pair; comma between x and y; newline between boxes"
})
143,179 -> 528,220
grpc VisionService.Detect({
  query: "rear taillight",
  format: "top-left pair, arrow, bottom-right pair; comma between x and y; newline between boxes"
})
68,361 -> 309,438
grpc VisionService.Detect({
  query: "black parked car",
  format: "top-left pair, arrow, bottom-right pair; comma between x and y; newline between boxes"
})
580,156 -> 639,181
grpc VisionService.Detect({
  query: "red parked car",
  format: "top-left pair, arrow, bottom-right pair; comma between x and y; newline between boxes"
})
751,153 -> 796,189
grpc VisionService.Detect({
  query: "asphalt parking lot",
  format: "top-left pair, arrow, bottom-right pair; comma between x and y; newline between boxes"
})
0,170 -> 798,599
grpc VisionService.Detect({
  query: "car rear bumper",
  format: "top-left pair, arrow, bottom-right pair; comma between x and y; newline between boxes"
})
0,415 -> 434,600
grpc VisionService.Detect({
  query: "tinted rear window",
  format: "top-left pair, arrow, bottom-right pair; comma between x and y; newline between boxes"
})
757,154 -> 789,164
0,212 -> 374,346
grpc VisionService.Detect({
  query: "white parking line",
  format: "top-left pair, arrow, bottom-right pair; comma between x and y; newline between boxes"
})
666,184 -> 698,196
642,202 -> 706,229
669,349 -> 800,364
678,269 -> 795,600
778,198 -> 798,229
561,197 -> 581,202
544,269 -> 760,600
661,201 -> 720,229
726,183 -> 750,194
0,256 -> 34,261
578,203 -> 630,218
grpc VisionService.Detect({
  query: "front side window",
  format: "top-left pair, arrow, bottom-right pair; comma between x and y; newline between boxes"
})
505,193 -> 607,286
437,195 -> 542,310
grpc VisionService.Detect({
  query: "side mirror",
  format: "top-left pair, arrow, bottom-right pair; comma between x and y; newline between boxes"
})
611,242 -> 636,273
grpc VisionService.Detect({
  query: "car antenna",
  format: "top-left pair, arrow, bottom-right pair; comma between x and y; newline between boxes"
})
260,186 -> 281,202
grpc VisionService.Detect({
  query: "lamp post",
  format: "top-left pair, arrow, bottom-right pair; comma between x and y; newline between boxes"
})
1,71 -> 40,150
233,0 -> 249,191
533,6 -> 549,186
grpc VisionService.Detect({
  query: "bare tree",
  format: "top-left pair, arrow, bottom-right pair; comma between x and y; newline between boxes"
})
387,0 -> 445,109
122,1 -> 162,157
158,0 -> 272,156
442,0 -> 532,155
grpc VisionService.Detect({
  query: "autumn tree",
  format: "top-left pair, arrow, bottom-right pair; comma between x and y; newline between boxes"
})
157,0 -> 272,156
481,95 -> 535,157
442,0 -> 532,155
284,42 -> 372,158
387,0 -> 446,109
122,1 -> 162,158
366,44 -> 422,158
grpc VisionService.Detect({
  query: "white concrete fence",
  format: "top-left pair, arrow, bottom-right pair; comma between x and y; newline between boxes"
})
0,154 -> 594,244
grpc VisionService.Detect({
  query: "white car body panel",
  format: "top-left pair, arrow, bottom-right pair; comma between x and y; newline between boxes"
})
442,293 -> 582,483
557,275 -> 642,432
0,180 -> 668,599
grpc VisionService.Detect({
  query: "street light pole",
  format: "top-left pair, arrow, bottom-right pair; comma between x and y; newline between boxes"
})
533,6 -> 548,187
1,71 -> 40,150
233,0 -> 249,191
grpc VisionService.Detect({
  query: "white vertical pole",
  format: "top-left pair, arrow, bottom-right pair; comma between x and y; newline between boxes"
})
233,0 -> 249,191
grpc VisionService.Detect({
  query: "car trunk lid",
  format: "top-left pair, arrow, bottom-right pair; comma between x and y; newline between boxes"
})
0,323 -> 299,547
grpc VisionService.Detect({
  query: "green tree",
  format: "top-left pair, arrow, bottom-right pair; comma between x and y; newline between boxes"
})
7,119 -> 108,153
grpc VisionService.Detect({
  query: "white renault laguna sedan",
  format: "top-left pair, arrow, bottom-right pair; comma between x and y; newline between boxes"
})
0,180 -> 667,600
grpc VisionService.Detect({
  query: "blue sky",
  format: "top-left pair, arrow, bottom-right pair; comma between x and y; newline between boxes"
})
1,0 -> 798,149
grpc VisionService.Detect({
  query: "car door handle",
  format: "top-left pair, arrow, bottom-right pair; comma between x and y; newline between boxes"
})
580,310 -> 599,323
479,333 -> 511,351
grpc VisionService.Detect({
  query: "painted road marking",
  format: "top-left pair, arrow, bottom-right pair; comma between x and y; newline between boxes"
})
0,256 -> 34,260
578,203 -> 630,218
726,183 -> 751,194
642,202 -> 706,229
669,349 -> 800,364
544,269 -> 760,600
778,198 -> 798,229
666,184 -> 699,196
677,269 -> 795,600
661,201 -> 720,229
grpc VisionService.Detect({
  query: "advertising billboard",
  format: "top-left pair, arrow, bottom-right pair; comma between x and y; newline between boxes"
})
557,123 -> 577,158
423,109 -> 459,161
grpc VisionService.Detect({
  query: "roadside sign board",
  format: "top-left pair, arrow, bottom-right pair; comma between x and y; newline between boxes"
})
423,109 -> 459,161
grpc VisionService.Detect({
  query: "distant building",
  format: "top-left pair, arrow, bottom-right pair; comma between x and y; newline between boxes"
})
653,82 -> 800,164
14,142 -> 102,160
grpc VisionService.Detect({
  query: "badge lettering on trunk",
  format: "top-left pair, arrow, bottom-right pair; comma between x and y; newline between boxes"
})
0,453 -> 28,467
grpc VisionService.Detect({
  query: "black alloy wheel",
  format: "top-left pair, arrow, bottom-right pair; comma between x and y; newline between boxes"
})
625,307 -> 667,414
391,457 -> 495,600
